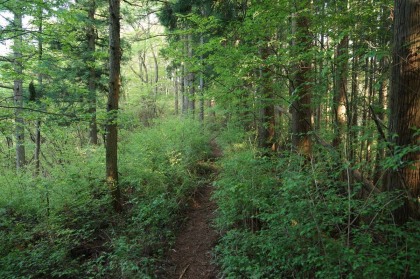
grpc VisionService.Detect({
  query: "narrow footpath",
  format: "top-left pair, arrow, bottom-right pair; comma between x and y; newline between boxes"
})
166,140 -> 221,279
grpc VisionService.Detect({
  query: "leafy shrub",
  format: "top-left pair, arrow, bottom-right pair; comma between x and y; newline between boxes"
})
0,117 -> 211,278
214,130 -> 420,279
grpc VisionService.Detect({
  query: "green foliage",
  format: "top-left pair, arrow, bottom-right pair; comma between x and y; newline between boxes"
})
0,118 -> 211,278
213,129 -> 420,278
102,118 -> 211,278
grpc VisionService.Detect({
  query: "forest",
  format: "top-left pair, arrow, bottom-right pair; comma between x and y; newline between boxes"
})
0,0 -> 419,278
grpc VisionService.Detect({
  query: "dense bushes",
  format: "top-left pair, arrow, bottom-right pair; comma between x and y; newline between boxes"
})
0,118 -> 211,278
213,128 -> 420,279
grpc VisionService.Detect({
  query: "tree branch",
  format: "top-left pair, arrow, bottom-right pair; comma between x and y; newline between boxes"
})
0,84 -> 13,90
0,105 -> 82,120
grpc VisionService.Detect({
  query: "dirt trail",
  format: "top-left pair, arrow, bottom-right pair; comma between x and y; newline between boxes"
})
166,140 -> 221,279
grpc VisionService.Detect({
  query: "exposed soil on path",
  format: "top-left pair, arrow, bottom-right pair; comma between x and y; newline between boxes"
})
165,140 -> 221,279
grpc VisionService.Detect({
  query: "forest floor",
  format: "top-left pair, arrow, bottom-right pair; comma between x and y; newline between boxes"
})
165,140 -> 222,279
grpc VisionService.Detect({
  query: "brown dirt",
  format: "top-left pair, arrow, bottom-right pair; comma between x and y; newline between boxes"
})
165,140 -> 221,279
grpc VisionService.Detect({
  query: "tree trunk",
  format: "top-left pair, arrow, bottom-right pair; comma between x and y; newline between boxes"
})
199,35 -> 204,122
291,3 -> 312,157
35,4 -> 43,176
349,43 -> 359,164
373,7 -> 391,186
359,57 -> 370,163
13,7 -> 25,170
388,0 -> 420,223
182,35 -> 188,114
373,65 -> 386,185
188,34 -> 195,117
151,44 -> 159,117
174,70 -> 179,115
332,35 -> 348,150
258,42 -> 275,150
107,0 -> 122,212
88,0 -> 98,145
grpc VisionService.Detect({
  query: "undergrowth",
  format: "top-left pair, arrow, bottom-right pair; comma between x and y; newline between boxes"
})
213,126 -> 420,279
0,118 -> 211,278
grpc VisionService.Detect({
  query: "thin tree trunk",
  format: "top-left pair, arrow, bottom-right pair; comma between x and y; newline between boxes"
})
13,7 -> 25,170
332,35 -> 349,150
373,8 -> 389,184
349,43 -> 359,164
88,0 -> 98,144
359,57 -> 370,163
314,1 -> 325,132
174,70 -> 179,115
151,44 -> 159,117
188,34 -> 195,117
373,60 -> 386,185
199,35 -> 204,122
107,0 -> 122,212
365,57 -> 375,175
258,42 -> 275,150
35,4 -> 43,176
182,35 -> 188,114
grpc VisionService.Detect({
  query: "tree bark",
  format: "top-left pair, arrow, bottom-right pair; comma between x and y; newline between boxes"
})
107,0 -> 122,212
199,35 -> 204,122
188,34 -> 195,117
174,70 -> 179,115
332,35 -> 348,150
13,7 -> 26,170
291,3 -> 312,157
258,42 -> 275,150
181,35 -> 188,114
388,0 -> 420,223
88,0 -> 98,145
35,4 -> 43,176
373,7 -> 390,186
151,35 -> 159,117
349,43 -> 359,164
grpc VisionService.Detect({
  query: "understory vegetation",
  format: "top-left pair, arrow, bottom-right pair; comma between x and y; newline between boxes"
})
1,0 -> 419,278
0,118 -> 211,278
213,125 -> 420,278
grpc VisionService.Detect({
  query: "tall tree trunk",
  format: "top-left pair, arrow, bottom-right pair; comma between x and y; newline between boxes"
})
349,43 -> 359,164
388,0 -> 420,223
188,34 -> 195,117
291,3 -> 312,157
365,57 -> 375,174
13,7 -> 25,170
151,44 -> 159,117
35,4 -> 43,176
107,0 -> 122,212
373,58 -> 387,185
332,35 -> 349,150
88,0 -> 98,144
373,7 -> 391,186
258,42 -> 275,150
174,70 -> 179,115
314,1 -> 326,132
359,57 -> 370,163
199,35 -> 204,122
182,35 -> 188,114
